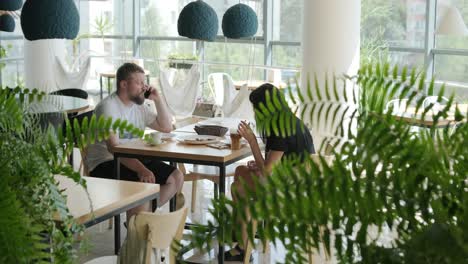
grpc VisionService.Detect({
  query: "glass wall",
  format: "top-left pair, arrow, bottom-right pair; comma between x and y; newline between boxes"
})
0,0 -> 467,102
435,0 -> 468,49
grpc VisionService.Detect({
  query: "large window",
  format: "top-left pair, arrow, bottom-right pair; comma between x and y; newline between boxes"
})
203,42 -> 265,100
140,1 -> 187,37
1,0 -> 467,102
433,0 -> 468,101
140,39 -> 195,83
362,0 -> 427,48
272,45 -> 301,68
435,0 -> 468,49
270,0 -> 303,42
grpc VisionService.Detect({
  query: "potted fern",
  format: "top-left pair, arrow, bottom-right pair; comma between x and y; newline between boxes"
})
0,87 -> 145,263
189,63 -> 467,263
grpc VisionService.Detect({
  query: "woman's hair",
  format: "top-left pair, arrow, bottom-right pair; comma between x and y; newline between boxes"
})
250,83 -> 292,139
249,83 -> 288,112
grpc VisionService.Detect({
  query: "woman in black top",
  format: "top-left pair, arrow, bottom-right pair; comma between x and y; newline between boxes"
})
225,83 -> 315,261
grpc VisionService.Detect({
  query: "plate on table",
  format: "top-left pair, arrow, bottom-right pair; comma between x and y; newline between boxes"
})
176,135 -> 222,145
161,133 -> 177,140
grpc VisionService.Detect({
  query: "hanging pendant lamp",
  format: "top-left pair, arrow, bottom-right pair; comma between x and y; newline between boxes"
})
20,0 -> 80,41
0,0 -> 23,11
222,3 -> 258,39
0,14 -> 16,32
178,0 -> 218,41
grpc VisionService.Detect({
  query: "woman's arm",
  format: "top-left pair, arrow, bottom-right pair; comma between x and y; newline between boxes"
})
238,121 -> 284,174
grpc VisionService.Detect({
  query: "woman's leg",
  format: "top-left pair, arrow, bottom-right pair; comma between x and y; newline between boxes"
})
231,165 -> 257,250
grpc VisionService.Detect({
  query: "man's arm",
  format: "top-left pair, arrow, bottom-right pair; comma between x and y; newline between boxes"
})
146,86 -> 172,133
106,133 -> 155,183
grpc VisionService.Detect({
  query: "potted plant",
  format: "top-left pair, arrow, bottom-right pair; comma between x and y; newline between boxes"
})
168,53 -> 198,70
0,87 -> 145,263
189,63 -> 467,263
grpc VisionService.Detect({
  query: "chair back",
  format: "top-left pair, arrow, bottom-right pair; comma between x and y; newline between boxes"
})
385,99 -> 409,114
66,110 -> 95,175
422,96 -> 449,114
65,110 -> 95,144
127,196 -> 188,264
50,88 -> 89,100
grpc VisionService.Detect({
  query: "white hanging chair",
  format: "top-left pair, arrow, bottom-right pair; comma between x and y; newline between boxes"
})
159,64 -> 201,117
54,55 -> 91,91
208,72 -> 254,120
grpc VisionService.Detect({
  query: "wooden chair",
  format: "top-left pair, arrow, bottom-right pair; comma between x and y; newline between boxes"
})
179,163 -> 245,213
68,110 -> 116,230
84,195 -> 188,264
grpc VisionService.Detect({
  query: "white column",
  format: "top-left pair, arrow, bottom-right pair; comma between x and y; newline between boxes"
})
301,0 -> 361,151
24,39 -> 66,93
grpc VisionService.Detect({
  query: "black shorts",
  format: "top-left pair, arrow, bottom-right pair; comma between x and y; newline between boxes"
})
90,159 -> 176,185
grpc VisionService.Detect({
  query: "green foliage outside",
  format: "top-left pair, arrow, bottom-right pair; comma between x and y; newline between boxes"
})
0,44 -> 11,71
189,62 -> 468,263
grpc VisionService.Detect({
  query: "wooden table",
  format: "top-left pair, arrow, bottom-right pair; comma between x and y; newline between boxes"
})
234,80 -> 288,90
55,175 -> 160,254
99,70 -> 151,99
393,104 -> 467,128
393,114 -> 460,128
112,131 -> 254,263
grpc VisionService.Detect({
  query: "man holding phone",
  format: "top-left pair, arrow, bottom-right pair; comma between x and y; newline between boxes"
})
86,63 -> 184,221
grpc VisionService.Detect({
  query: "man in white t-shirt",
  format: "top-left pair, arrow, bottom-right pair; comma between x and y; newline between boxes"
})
86,63 -> 184,220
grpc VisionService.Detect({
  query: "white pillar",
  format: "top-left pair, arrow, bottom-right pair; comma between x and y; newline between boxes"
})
24,39 -> 66,93
301,0 -> 361,150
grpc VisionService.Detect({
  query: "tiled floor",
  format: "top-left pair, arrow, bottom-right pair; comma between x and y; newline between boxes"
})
75,166 -> 287,264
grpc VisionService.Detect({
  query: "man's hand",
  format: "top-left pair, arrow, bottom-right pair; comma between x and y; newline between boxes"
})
137,168 -> 156,183
145,85 -> 162,103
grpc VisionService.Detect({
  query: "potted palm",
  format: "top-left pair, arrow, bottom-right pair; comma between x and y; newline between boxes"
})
189,63 -> 467,263
0,87 -> 145,263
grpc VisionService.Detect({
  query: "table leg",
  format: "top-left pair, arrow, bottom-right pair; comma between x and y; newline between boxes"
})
169,161 -> 177,212
218,165 -> 226,264
114,157 -> 121,255
214,183 -> 219,200
99,76 -> 103,100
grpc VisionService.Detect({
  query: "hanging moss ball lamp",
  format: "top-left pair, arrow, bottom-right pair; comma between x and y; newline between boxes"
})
20,0 -> 79,41
222,3 -> 258,39
0,0 -> 23,11
178,0 -> 219,41
0,14 -> 16,32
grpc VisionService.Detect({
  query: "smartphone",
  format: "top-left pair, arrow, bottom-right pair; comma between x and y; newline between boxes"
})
144,89 -> 151,99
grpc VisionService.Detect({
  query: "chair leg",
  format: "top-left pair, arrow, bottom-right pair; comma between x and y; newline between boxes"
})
244,221 -> 258,264
244,242 -> 254,264
191,180 -> 197,213
243,220 -> 257,264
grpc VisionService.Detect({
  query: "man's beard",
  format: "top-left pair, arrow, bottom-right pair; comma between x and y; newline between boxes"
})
129,93 -> 145,105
